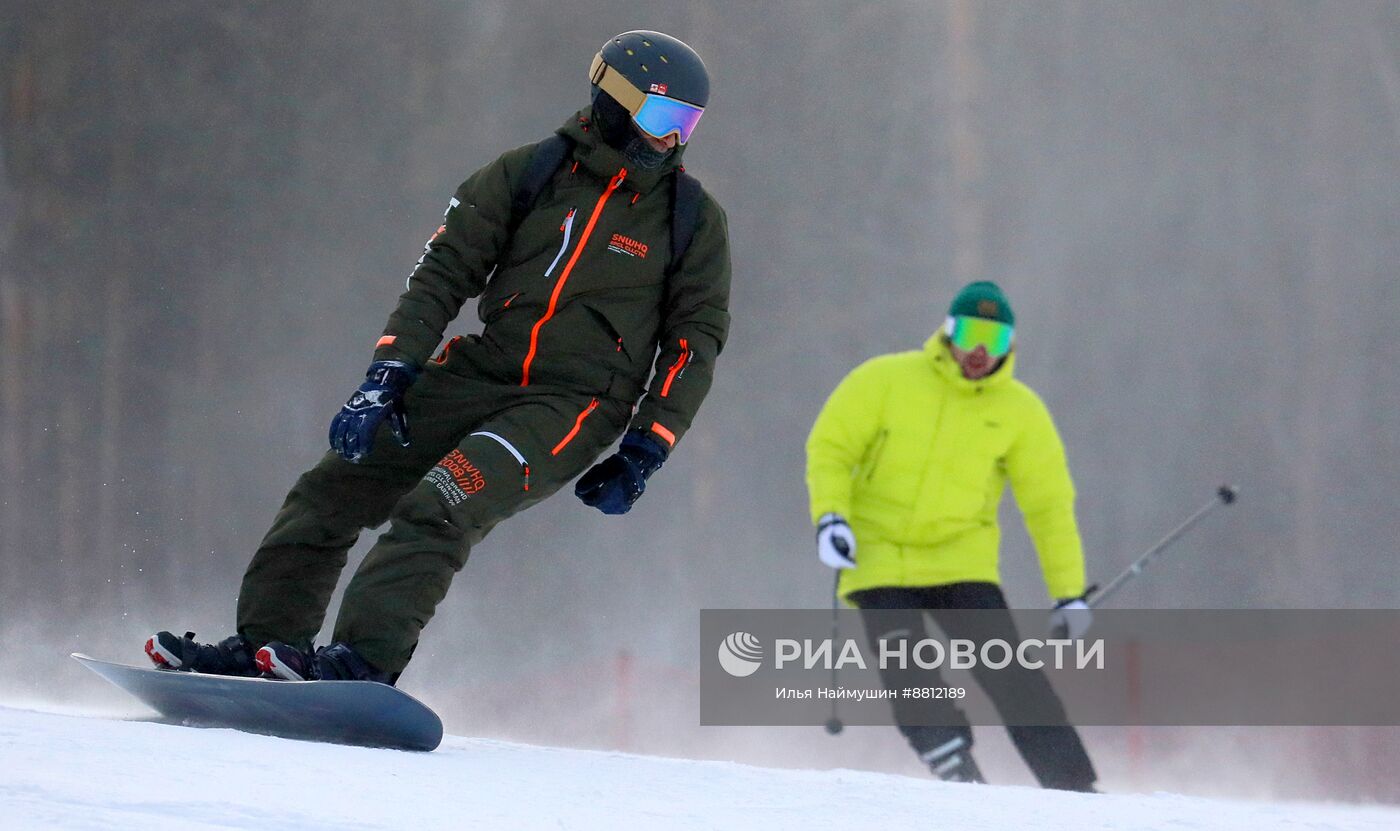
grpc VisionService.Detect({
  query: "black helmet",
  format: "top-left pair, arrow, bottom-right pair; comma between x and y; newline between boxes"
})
591,30 -> 710,108
588,29 -> 705,146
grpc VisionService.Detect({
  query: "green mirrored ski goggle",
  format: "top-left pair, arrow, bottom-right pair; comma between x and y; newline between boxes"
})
945,315 -> 1015,357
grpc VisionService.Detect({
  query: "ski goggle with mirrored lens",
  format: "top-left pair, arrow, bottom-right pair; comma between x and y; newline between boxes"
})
944,315 -> 1015,357
590,54 -> 705,145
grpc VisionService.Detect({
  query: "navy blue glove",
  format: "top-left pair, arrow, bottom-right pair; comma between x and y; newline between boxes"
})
328,360 -> 418,463
575,430 -> 668,515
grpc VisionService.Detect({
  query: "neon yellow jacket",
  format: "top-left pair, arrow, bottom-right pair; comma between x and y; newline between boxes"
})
806,333 -> 1085,602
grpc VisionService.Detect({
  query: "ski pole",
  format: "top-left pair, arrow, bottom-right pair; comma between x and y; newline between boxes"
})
1087,484 -> 1238,609
824,570 -> 844,735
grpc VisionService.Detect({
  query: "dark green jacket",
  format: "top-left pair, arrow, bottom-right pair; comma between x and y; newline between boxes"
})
372,107 -> 731,451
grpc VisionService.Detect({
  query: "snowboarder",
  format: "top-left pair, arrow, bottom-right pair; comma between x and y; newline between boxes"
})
147,30 -> 731,684
805,281 -> 1097,791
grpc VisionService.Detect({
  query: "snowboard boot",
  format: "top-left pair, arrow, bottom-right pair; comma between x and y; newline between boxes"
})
918,734 -> 986,784
254,641 -> 317,681
145,631 -> 260,677
315,642 -> 395,684
256,641 -> 394,685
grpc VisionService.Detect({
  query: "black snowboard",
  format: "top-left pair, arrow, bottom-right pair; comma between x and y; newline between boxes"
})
72,653 -> 443,751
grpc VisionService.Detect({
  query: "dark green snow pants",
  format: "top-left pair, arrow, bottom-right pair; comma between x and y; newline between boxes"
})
236,354 -> 631,674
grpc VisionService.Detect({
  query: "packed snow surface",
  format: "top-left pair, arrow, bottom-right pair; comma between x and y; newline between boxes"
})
2,705 -> 1397,830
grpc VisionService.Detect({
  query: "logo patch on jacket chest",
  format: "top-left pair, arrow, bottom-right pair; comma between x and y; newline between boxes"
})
607,233 -> 649,259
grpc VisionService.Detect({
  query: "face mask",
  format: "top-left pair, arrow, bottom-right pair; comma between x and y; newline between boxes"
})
591,88 -> 635,150
622,135 -> 671,170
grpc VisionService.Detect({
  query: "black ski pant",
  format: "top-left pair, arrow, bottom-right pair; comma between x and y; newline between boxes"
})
848,582 -> 1097,791
236,359 -> 631,675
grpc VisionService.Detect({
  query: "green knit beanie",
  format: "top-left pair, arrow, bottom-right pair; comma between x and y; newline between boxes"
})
948,281 -> 1014,325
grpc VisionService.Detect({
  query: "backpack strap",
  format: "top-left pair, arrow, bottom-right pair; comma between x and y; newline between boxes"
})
668,169 -> 703,275
510,134 -> 575,232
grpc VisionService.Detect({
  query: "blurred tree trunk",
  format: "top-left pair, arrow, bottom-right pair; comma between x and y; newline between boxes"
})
93,29 -> 138,615
0,45 -> 32,607
1296,6 -> 1348,595
2,4 -> 113,620
947,0 -> 983,285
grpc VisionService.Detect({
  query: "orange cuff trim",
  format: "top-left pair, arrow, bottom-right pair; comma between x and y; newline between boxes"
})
650,422 -> 676,447
376,335 -> 397,348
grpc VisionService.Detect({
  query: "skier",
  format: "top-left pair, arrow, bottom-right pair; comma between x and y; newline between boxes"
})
146,31 -> 731,684
805,281 -> 1097,791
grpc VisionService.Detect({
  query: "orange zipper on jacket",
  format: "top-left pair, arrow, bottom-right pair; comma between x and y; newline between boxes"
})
433,335 -> 463,365
551,398 -> 599,456
520,169 -> 628,386
659,338 -> 690,398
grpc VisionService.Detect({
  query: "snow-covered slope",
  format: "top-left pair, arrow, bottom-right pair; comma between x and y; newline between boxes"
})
2,705 -> 1396,830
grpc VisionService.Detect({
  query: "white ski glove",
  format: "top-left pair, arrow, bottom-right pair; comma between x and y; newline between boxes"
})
816,513 -> 857,570
1049,597 -> 1093,640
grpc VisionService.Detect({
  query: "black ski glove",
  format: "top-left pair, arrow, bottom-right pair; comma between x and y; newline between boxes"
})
575,430 -> 668,515
328,360 -> 418,463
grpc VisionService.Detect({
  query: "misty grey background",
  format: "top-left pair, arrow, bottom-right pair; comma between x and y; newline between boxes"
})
2,0 -> 1398,802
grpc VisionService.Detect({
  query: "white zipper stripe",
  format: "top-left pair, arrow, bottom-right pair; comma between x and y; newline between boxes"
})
543,209 -> 576,278
470,431 -> 528,466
